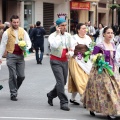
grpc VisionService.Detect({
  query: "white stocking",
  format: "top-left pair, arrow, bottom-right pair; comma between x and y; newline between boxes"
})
71,92 -> 77,101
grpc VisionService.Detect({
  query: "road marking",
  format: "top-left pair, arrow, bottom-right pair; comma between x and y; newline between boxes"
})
0,117 -> 76,120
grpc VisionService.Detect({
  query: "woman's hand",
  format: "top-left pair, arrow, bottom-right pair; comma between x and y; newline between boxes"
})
66,52 -> 70,59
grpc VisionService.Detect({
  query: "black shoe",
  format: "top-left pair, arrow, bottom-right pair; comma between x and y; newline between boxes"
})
60,104 -> 70,111
47,93 -> 53,106
84,106 -> 86,109
90,111 -> 95,116
107,115 -> 116,120
37,61 -> 39,64
39,60 -> 42,64
70,99 -> 80,105
11,96 -> 18,101
0,85 -> 3,90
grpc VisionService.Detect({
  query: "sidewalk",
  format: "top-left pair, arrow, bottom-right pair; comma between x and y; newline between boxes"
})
1,53 -> 33,64
2,53 -> 49,65
2,53 -> 50,65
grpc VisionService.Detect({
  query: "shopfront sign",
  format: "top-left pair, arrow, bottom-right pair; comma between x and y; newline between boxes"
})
70,1 -> 90,10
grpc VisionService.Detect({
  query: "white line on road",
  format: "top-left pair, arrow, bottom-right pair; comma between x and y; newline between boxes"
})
0,117 -> 76,120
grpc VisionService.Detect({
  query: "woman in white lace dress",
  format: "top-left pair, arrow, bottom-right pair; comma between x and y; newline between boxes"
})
96,23 -> 104,44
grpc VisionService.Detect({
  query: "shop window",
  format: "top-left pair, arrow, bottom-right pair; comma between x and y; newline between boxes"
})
98,3 -> 106,8
43,3 -> 54,35
24,1 -> 34,32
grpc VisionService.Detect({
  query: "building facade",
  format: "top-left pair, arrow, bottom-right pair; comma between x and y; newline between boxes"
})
98,0 -> 120,27
0,0 -> 119,34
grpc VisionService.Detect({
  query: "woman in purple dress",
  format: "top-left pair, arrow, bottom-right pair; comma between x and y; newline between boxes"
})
82,27 -> 120,120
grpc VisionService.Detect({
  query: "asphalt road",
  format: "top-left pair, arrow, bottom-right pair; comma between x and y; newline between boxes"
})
0,54 -> 118,120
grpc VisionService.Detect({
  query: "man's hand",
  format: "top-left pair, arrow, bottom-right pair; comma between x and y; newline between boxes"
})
66,52 -> 70,59
56,26 -> 61,34
0,59 -> 2,64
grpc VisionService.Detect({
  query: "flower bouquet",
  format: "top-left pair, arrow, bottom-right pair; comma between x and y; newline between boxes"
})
18,38 -> 29,57
92,53 -> 114,76
84,41 -> 96,62
109,4 -> 120,10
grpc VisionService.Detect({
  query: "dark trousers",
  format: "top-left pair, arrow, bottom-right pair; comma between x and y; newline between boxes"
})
48,60 -> 68,106
35,45 -> 44,62
6,53 -> 25,97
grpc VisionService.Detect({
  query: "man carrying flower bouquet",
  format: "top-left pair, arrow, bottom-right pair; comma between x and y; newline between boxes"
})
0,15 -> 31,101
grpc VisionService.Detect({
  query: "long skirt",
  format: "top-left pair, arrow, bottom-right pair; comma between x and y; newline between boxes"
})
68,57 -> 89,95
82,67 -> 120,115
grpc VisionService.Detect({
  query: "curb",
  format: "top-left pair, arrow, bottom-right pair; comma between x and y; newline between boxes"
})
1,53 -> 49,65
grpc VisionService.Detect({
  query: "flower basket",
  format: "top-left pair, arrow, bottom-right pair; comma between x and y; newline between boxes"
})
109,4 -> 120,10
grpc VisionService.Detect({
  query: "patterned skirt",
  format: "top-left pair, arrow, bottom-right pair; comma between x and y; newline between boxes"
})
82,67 -> 120,115
68,57 -> 89,95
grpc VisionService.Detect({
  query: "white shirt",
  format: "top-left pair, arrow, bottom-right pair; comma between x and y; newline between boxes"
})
48,32 -> 72,49
0,29 -> 31,59
87,26 -> 96,35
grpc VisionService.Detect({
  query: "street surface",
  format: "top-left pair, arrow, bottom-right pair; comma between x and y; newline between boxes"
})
0,53 -> 119,120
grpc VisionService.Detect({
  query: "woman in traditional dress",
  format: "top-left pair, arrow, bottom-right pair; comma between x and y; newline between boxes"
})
96,23 -> 104,44
82,27 -> 120,120
68,23 -> 92,104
